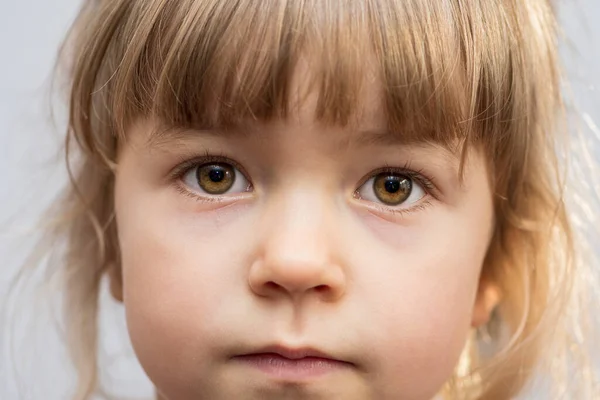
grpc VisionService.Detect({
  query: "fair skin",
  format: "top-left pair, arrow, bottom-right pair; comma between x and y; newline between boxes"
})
113,70 -> 495,399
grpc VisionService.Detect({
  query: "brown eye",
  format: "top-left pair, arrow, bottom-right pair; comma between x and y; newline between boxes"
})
182,162 -> 250,196
357,172 -> 425,207
373,174 -> 412,205
197,163 -> 235,194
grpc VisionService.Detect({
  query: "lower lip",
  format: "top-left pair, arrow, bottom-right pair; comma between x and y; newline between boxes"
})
233,353 -> 349,380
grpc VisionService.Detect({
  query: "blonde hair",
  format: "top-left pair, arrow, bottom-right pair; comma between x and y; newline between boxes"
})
18,0 -> 599,398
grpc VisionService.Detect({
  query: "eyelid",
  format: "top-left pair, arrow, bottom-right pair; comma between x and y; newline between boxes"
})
366,199 -> 434,220
355,165 -> 438,195
168,152 -> 253,187
168,153 -> 254,204
352,165 -> 439,218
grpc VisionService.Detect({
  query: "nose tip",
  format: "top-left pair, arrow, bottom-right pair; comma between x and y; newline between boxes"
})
248,257 -> 346,302
248,191 -> 347,302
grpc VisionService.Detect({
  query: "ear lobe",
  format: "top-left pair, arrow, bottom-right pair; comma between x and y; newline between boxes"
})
471,281 -> 501,328
107,263 -> 124,303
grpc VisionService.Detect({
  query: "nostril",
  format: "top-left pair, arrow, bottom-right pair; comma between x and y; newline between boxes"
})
264,281 -> 329,294
314,285 -> 329,293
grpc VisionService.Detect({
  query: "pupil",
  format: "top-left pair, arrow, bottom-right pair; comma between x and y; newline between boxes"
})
385,178 -> 400,193
209,168 -> 225,182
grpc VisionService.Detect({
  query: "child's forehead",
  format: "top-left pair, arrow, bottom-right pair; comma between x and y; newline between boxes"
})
282,55 -> 386,129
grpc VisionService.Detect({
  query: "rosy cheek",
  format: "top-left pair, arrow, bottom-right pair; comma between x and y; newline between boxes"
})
348,209 -> 483,395
117,195 -> 255,386
359,267 -> 475,399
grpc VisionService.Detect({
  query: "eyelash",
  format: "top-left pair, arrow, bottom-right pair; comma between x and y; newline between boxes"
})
169,151 -> 253,203
169,154 -> 438,214
366,198 -> 434,219
353,162 -> 437,217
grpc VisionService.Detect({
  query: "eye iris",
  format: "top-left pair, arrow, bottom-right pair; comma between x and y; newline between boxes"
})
374,174 -> 412,205
197,163 -> 235,194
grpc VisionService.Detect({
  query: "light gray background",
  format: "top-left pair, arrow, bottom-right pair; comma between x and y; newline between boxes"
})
0,1 -> 599,399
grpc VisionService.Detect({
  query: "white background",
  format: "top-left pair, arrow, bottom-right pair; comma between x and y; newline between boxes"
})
0,0 -> 599,399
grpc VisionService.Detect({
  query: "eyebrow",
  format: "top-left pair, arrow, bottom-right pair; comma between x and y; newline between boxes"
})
145,125 -> 246,147
146,124 -> 461,163
348,128 -> 432,147
341,128 -> 462,163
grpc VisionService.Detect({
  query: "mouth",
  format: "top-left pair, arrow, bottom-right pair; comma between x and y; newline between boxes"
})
232,345 -> 354,380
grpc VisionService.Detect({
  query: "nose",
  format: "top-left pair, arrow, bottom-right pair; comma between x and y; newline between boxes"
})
248,192 -> 346,303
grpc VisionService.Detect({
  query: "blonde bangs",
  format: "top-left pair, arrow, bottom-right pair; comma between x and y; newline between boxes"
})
69,0 -> 530,151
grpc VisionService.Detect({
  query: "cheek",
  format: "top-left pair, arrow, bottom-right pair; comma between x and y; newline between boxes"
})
115,188 -> 254,394
350,209 -> 489,397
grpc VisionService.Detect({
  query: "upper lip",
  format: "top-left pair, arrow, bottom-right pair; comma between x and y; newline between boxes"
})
238,345 -> 349,363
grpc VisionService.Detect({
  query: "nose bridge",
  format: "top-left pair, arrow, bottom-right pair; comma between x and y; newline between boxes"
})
249,187 -> 346,301
265,188 -> 331,269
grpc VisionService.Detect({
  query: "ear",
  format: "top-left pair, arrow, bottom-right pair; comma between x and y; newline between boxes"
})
471,280 -> 501,328
107,262 -> 124,303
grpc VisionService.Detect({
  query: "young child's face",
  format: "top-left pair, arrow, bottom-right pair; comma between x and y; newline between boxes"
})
113,64 -> 495,399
